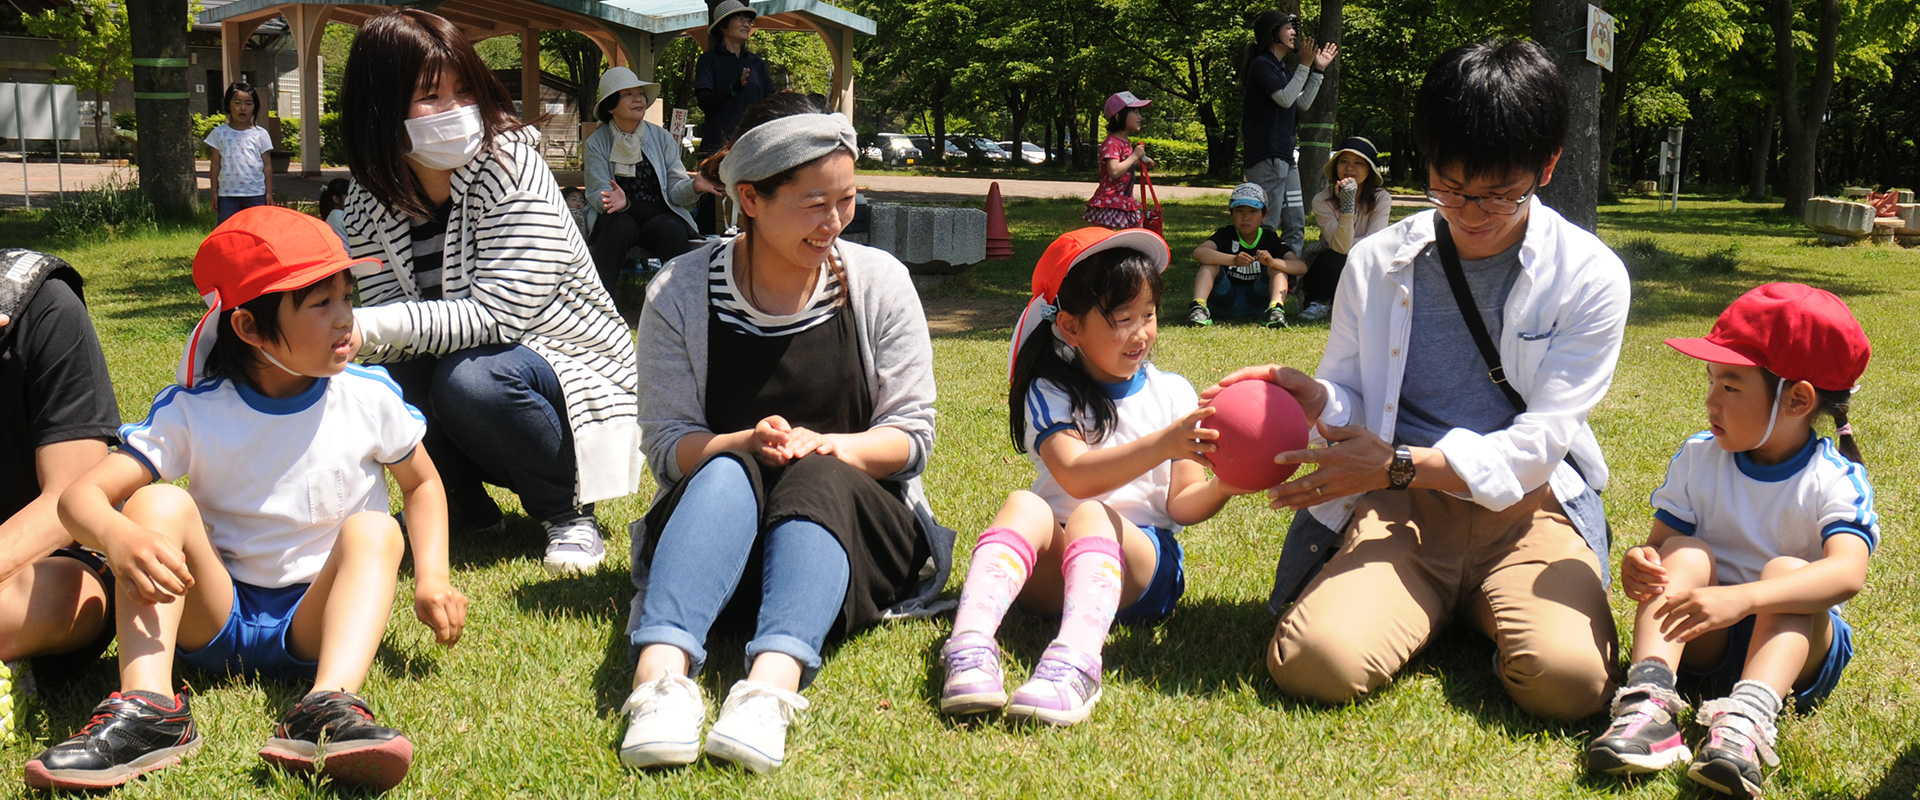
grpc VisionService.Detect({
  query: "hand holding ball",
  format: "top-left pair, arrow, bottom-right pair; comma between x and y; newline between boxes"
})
1201,380 -> 1311,491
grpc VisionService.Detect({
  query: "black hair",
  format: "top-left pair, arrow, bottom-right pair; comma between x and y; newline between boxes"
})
340,9 -> 527,221
696,92 -> 850,307
200,275 -> 343,392
222,82 -> 263,125
1105,107 -> 1138,134
1759,369 -> 1864,465
1412,38 -> 1568,184
1008,247 -> 1165,452
318,178 -> 351,216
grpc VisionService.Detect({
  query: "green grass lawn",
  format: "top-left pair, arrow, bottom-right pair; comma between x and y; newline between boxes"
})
3,196 -> 1918,798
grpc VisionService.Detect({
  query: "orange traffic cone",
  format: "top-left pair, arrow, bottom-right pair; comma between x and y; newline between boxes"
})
985,181 -> 1013,260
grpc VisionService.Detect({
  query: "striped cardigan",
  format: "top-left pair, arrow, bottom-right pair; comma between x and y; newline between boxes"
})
341,127 -> 642,504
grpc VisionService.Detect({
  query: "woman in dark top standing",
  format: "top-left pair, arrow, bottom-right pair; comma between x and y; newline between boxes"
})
618,94 -> 950,775
691,0 -> 773,233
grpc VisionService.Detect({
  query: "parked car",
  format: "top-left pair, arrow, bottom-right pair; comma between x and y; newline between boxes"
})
863,132 -> 921,166
999,140 -> 1048,165
909,136 -> 967,162
954,135 -> 1012,163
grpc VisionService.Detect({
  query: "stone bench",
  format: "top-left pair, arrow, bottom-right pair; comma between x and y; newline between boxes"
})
1804,197 -> 1875,244
859,203 -> 987,289
1897,204 -> 1920,246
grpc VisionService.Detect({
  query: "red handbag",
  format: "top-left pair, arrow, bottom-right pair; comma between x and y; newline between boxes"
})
1138,166 -> 1164,235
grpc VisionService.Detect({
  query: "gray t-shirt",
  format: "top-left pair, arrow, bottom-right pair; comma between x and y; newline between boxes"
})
1395,240 -> 1523,448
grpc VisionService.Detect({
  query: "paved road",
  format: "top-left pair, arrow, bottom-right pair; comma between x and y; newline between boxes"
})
1,155 -> 1432,210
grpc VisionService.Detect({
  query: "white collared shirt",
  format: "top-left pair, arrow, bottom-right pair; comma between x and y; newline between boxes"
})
1306,197 -> 1631,529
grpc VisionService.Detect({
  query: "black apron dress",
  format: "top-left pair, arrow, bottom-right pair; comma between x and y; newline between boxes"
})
637,303 -> 929,639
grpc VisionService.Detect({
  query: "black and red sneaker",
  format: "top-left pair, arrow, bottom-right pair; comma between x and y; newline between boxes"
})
259,690 -> 413,791
23,690 -> 201,790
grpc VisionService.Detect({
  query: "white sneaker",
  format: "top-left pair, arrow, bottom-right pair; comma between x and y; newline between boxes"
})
702,680 -> 809,774
1299,301 -> 1332,321
541,518 -> 606,575
618,674 -> 705,769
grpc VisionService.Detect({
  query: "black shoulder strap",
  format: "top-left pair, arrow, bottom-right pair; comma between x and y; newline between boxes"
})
1432,219 -> 1526,413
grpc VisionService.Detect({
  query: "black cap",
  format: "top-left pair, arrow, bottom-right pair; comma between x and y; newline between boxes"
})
1252,10 -> 1300,38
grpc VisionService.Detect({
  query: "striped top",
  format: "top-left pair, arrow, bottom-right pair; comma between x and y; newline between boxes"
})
407,198 -> 452,300
339,127 -> 643,504
707,242 -> 843,336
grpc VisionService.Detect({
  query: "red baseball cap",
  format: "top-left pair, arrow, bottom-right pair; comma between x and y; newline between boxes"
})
1008,227 -> 1169,379
177,205 -> 380,387
1665,282 -> 1870,392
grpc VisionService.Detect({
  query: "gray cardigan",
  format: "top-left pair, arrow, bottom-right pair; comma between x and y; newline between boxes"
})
582,120 -> 698,237
629,236 -> 954,618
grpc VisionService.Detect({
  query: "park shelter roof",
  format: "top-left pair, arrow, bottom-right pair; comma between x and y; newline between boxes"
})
195,0 -> 870,176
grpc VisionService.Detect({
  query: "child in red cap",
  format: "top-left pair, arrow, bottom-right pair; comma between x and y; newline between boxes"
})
937,228 -> 1253,726
25,206 -> 466,793
1588,283 -> 1875,800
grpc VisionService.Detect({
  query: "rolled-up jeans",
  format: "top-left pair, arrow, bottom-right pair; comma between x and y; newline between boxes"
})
1245,157 -> 1305,255
629,455 -> 851,689
378,343 -> 587,527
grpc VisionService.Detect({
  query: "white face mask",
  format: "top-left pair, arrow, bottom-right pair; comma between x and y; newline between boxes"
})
404,104 -> 485,171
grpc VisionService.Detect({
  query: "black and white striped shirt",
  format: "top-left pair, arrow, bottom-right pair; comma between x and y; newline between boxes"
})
707,244 -> 843,337
340,128 -> 642,503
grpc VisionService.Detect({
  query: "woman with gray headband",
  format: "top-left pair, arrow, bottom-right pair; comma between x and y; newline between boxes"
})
620,93 -> 953,774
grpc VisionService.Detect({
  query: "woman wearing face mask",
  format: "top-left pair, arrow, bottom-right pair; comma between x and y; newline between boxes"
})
336,10 -> 641,577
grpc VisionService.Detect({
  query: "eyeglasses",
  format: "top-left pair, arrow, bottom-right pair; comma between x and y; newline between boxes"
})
1424,179 -> 1538,216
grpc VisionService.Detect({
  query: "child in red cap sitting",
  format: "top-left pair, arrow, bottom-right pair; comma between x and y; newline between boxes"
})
25,206 -> 466,793
1586,283 -> 1876,800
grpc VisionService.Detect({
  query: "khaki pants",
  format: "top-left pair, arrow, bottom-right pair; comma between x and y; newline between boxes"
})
1267,487 -> 1618,720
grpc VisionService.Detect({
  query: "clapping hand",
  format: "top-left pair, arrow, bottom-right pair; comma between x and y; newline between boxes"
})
1313,41 -> 1339,70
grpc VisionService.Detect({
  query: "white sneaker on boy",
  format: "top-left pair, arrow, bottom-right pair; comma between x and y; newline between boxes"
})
618,673 -> 706,769
541,518 -> 607,575
702,680 -> 809,774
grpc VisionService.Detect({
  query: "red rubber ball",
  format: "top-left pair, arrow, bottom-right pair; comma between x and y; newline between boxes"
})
1201,380 -> 1310,491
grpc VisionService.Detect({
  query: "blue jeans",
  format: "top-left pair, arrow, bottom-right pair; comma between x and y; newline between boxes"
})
629,456 -> 851,689
380,344 -> 585,526
215,194 -> 268,225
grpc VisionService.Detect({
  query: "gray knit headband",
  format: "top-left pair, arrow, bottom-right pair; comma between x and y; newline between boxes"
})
717,113 -> 858,205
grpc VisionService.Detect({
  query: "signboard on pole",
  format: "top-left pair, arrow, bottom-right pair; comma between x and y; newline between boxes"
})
1586,6 -> 1616,71
0,83 -> 80,140
669,108 -> 688,140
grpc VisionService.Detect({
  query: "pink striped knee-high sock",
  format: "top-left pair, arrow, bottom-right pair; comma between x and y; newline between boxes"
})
1053,535 -> 1125,659
951,528 -> 1037,637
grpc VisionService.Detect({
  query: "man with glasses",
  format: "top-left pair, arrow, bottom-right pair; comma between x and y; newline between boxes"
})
1207,39 -> 1630,720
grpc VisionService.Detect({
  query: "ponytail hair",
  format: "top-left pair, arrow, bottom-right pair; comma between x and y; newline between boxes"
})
1816,387 -> 1863,464
1007,247 -> 1165,452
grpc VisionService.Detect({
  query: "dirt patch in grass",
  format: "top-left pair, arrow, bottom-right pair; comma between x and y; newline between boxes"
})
921,295 -> 1025,335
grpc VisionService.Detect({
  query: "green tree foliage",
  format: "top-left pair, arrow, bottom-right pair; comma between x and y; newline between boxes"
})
24,0 -> 131,153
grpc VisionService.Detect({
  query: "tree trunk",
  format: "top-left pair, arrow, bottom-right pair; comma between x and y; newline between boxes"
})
129,0 -> 196,219
930,74 -> 949,166
1532,0 -> 1603,231
1773,0 -> 1840,217
1746,102 -> 1775,201
1297,0 -> 1344,210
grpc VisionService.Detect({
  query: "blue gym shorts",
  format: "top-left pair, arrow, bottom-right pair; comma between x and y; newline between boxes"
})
177,580 -> 318,680
1678,607 -> 1854,709
1115,525 -> 1186,625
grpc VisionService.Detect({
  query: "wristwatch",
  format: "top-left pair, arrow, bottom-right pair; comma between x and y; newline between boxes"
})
1386,446 -> 1415,490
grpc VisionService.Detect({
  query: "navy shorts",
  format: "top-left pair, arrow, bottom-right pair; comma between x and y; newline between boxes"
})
1115,525 -> 1186,625
1678,607 -> 1854,709
178,581 -> 317,680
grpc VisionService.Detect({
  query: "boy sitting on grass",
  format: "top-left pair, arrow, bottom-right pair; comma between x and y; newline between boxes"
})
1187,183 -> 1307,329
24,206 -> 466,793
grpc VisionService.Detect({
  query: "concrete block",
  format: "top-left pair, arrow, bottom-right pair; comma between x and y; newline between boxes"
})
1895,204 -> 1920,236
1804,197 -> 1873,238
866,203 -> 987,274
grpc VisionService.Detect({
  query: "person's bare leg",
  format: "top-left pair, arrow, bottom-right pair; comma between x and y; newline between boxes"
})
117,485 -> 233,695
285,511 -> 404,694
0,559 -> 108,661
1191,264 -> 1221,303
